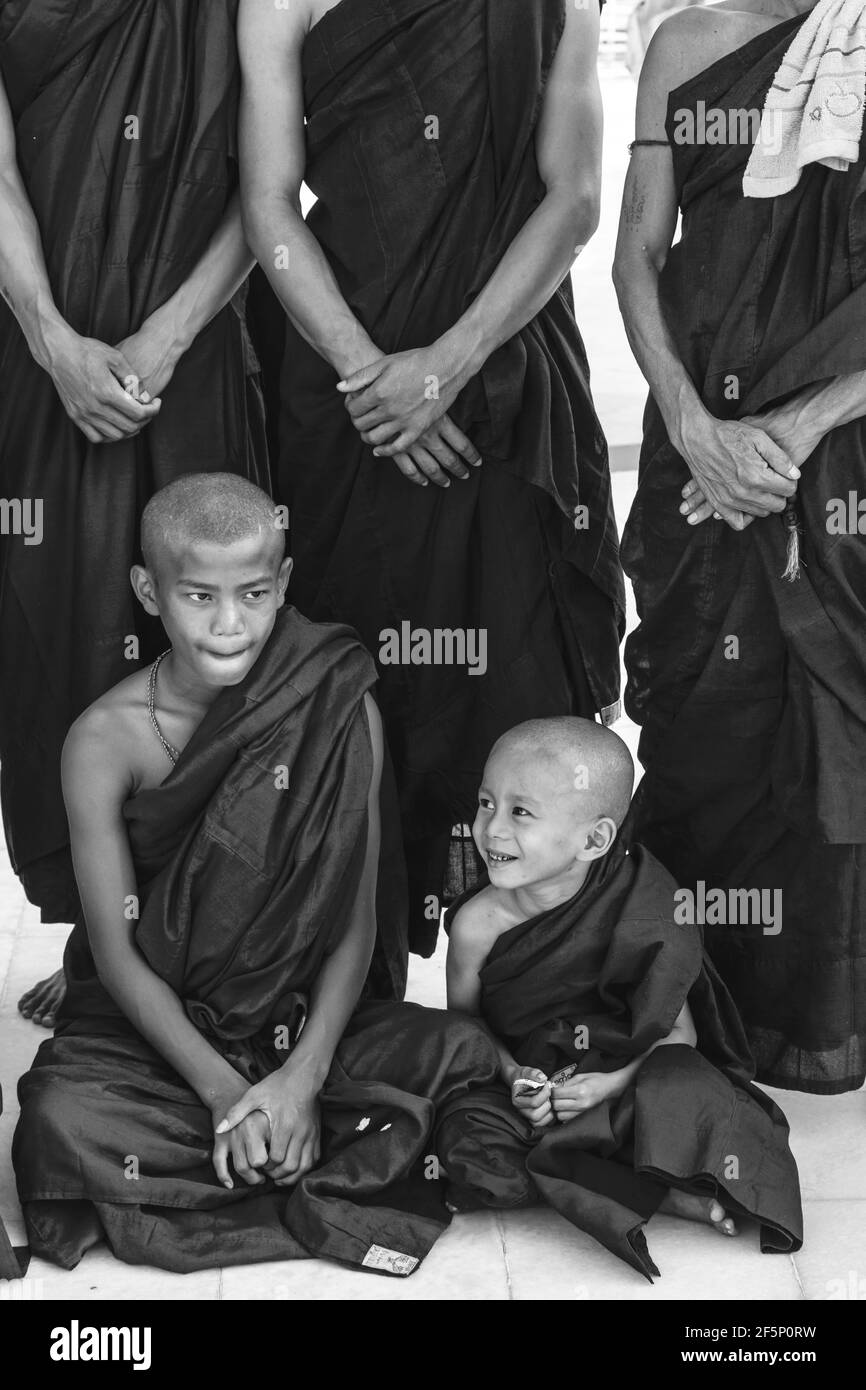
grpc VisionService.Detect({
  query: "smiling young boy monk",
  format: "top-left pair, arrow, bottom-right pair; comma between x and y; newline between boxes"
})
13,472 -> 498,1275
439,717 -> 803,1281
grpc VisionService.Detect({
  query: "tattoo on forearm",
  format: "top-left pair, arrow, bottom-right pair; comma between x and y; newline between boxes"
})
624,185 -> 646,228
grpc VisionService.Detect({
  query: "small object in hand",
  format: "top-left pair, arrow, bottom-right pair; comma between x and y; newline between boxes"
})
549,1063 -> 578,1088
512,1077 -> 546,1098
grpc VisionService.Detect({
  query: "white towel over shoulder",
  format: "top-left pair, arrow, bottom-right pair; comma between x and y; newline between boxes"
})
742,0 -> 866,198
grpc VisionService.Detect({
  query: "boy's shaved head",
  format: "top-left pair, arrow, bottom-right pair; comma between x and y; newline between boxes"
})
140,473 -> 284,578
491,716 -> 634,827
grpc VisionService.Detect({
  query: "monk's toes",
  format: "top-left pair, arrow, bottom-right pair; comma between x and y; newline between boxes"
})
709,1200 -> 738,1236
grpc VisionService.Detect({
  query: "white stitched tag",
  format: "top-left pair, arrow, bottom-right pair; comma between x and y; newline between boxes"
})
362,1244 -> 419,1276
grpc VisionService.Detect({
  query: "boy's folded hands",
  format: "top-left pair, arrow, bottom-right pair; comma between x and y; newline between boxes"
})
510,1065 -> 622,1128
212,1071 -> 322,1189
510,1066 -> 554,1128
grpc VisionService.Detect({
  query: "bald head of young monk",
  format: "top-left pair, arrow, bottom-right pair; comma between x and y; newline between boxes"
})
131,472 -> 292,688
473,717 -> 635,898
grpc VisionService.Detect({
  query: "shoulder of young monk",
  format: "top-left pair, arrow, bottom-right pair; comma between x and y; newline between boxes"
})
64,673 -> 146,759
450,887 -> 510,942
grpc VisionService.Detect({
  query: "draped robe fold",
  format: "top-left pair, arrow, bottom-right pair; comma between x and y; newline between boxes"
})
13,609 -> 501,1274
278,0 -> 625,952
437,843 -> 803,1282
621,13 -> 866,1092
0,0 -> 269,922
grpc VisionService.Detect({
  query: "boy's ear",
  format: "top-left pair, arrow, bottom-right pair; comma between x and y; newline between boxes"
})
130,564 -> 160,617
577,815 -> 618,862
277,556 -> 293,606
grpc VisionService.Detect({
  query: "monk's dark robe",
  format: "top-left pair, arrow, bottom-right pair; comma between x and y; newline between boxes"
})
279,0 -> 624,953
620,13 -> 866,1093
437,843 -> 803,1282
13,608 -> 501,1274
0,0 -> 269,923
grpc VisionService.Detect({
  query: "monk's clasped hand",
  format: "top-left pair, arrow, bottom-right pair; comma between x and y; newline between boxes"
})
45,322 -> 162,445
337,345 -> 474,456
211,1105 -> 271,1191
215,1070 -> 322,1189
675,413 -> 799,531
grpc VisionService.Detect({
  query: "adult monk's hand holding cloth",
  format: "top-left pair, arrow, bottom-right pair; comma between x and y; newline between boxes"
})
337,342 -> 482,489
675,407 -> 806,530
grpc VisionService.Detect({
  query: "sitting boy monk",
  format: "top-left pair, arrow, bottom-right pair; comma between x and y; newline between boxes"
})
438,717 -> 803,1281
13,473 -> 499,1275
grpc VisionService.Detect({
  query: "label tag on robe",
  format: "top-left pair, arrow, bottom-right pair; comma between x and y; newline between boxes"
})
597,701 -> 622,728
362,1244 -> 419,1276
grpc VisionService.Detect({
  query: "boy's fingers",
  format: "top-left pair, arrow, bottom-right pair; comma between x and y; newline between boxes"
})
212,1140 -> 232,1189
245,1131 -> 269,1171
216,1097 -> 256,1134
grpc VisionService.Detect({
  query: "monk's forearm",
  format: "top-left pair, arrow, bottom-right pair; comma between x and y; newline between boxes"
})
148,193 -> 254,359
441,188 -> 600,381
243,194 -> 380,379
775,371 -> 866,443
613,250 -> 708,453
95,948 -> 245,1111
0,167 -> 71,371
281,914 -> 377,1092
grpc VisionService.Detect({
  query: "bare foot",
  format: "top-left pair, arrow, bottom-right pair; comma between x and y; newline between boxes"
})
18,967 -> 66,1029
659,1188 -> 738,1236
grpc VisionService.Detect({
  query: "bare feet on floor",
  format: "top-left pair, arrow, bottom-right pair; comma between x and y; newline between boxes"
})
659,1188 -> 738,1236
18,967 -> 65,1029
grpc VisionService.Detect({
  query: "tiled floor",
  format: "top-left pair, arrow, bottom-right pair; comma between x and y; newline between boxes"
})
1,69 -> 864,1302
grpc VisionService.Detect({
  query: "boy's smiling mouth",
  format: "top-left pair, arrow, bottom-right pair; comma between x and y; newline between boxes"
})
486,850 -> 517,863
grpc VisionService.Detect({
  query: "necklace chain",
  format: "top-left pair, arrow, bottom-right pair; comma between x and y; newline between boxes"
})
147,649 -> 181,765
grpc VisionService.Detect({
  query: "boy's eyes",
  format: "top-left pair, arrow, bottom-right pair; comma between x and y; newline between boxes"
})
184,590 -> 270,602
477,797 -> 532,818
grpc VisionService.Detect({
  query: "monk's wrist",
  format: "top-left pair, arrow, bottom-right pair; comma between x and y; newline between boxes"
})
672,393 -> 712,458
436,318 -> 488,385
31,304 -> 75,374
280,1047 -> 329,1094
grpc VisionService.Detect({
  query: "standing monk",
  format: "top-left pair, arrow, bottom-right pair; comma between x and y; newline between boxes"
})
614,0 -> 866,1092
238,0 -> 625,955
1,0 -> 269,1024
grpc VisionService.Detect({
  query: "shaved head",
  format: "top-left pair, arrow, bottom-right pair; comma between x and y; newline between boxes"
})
140,473 -> 284,579
490,717 -> 634,828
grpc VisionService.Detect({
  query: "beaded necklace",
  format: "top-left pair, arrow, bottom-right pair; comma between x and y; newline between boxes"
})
146,650 -> 180,765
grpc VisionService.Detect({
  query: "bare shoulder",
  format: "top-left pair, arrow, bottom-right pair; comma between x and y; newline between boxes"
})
450,886 -> 515,960
62,670 -> 148,798
642,4 -> 788,97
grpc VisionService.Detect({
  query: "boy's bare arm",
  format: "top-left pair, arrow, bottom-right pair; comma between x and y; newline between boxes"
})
216,692 -> 386,1184
552,1000 -> 697,1120
62,712 -> 250,1117
447,904 -> 554,1127
282,691 -> 383,1085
